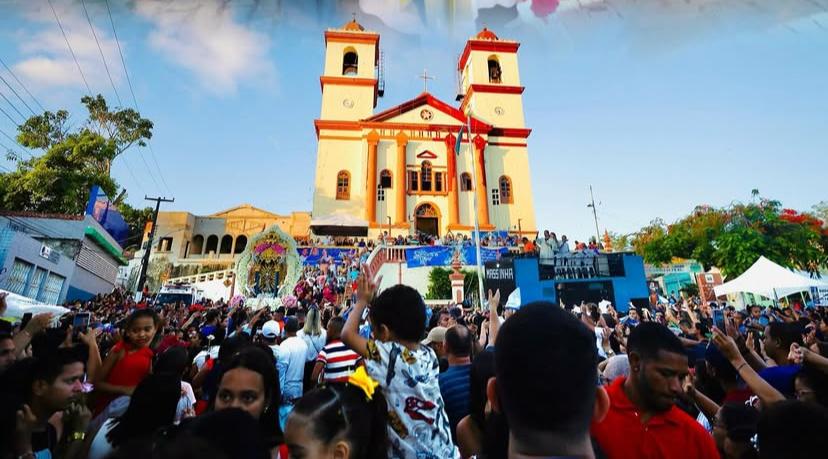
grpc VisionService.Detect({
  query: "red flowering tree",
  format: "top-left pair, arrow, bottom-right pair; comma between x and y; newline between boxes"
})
633,194 -> 828,278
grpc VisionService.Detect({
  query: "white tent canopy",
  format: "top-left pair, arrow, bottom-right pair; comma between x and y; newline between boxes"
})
310,214 -> 369,237
713,256 -> 828,299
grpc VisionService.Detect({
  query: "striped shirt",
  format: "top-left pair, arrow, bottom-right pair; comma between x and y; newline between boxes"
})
316,340 -> 361,383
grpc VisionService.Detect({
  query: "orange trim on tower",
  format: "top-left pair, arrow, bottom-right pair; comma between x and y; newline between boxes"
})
320,76 -> 378,89
314,119 -> 361,137
459,84 -> 524,113
318,135 -> 362,141
489,127 -> 532,138
320,76 -> 378,107
470,84 -> 525,94
488,141 -> 527,147
324,31 -> 380,45
458,40 -> 520,71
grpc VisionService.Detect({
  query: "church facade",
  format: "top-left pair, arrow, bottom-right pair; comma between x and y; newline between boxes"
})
312,20 -> 537,238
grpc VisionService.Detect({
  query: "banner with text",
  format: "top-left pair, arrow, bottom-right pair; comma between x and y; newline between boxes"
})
405,246 -> 507,268
298,247 -> 361,266
483,258 -> 517,301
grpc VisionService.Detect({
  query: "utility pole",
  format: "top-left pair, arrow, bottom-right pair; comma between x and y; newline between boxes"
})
587,185 -> 601,243
136,195 -> 174,296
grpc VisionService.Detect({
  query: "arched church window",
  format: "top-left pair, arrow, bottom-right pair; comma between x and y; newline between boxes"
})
234,235 -> 247,254
380,169 -> 392,189
205,235 -> 218,254
336,170 -> 351,200
499,175 -> 513,204
488,56 -> 502,84
191,234 -> 204,255
343,49 -> 358,75
421,161 -> 433,192
220,235 -> 233,254
460,173 -> 473,191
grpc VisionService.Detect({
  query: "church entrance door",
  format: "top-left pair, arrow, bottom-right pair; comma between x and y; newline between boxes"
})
414,203 -> 440,237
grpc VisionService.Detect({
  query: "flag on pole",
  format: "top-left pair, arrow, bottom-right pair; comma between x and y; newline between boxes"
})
454,124 -> 465,155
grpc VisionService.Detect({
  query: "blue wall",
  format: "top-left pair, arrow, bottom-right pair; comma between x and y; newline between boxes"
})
513,255 -> 649,312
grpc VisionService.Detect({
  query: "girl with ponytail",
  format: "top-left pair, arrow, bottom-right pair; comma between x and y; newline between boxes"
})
284,368 -> 388,459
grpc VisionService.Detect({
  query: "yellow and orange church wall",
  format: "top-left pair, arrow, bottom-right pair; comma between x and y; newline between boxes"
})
312,21 -> 538,238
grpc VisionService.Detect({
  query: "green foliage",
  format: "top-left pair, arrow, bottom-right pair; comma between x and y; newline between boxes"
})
117,204 -> 153,250
606,231 -> 633,252
632,194 -> 828,278
426,267 -> 479,300
146,256 -> 172,293
0,94 -> 153,215
426,267 -> 452,299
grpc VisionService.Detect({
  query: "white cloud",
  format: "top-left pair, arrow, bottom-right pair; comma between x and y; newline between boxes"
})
12,0 -> 124,96
135,0 -> 274,95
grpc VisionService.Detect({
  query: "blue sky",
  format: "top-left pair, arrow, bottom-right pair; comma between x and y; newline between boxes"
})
0,0 -> 826,242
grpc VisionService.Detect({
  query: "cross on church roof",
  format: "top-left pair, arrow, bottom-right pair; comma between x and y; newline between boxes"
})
418,69 -> 434,93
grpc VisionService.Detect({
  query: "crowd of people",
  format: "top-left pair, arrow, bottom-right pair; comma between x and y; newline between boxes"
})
2,265 -> 827,458
309,228 -> 611,262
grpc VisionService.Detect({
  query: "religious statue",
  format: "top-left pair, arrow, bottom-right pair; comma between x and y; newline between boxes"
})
235,225 -> 302,308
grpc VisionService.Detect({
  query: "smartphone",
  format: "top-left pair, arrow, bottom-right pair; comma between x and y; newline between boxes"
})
72,312 -> 91,340
713,309 -> 726,331
20,312 -> 33,330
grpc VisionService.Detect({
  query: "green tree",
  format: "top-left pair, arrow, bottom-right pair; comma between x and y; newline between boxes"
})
0,94 -> 153,215
426,267 -> 479,302
426,267 -> 452,299
633,194 -> 828,278
606,231 -> 633,252
117,204 -> 153,250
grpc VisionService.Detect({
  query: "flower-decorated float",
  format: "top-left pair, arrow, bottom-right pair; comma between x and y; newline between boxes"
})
235,225 -> 302,309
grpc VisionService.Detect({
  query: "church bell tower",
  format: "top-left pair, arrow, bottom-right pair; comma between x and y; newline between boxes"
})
319,19 -> 381,121
458,27 -> 526,128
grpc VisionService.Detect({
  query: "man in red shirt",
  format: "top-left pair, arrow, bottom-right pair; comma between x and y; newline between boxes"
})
591,322 -> 719,459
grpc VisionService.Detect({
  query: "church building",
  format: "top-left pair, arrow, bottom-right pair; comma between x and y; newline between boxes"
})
312,20 -> 537,238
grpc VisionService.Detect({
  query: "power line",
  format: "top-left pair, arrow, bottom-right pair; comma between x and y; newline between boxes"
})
0,104 -> 21,125
120,154 -> 147,197
0,140 -> 16,170
0,55 -> 46,113
0,73 -> 36,116
47,0 -> 92,95
81,0 -> 122,106
0,128 -> 29,161
105,0 -> 136,110
105,0 -> 173,196
147,144 -> 171,193
0,89 -> 25,121
135,149 -> 162,191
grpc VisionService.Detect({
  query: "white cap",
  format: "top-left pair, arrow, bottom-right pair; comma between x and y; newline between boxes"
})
504,288 -> 522,311
262,320 -> 281,339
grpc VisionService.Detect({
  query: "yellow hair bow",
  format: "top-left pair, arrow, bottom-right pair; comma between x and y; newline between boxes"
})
348,366 -> 379,401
